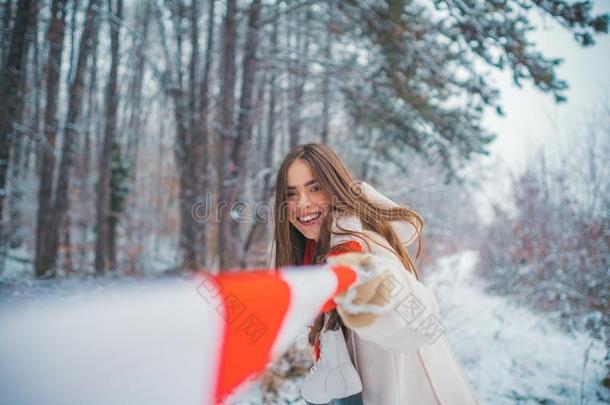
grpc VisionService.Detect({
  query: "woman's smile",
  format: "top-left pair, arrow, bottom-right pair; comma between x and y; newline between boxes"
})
297,211 -> 322,226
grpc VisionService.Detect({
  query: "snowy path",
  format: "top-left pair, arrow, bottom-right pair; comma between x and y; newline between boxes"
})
425,250 -> 608,405
229,250 -> 609,404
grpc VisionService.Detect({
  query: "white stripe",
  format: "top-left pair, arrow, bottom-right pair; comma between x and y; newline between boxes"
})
268,264 -> 339,360
0,277 -> 225,405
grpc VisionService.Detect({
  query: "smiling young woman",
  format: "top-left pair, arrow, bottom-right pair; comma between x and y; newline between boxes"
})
272,143 -> 479,405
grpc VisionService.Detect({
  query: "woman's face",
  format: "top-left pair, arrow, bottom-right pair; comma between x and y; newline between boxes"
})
286,159 -> 331,241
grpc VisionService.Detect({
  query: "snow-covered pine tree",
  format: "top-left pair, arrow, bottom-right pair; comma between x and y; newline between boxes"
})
329,0 -> 608,182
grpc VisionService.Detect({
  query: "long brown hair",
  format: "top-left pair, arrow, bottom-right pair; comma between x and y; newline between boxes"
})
272,143 -> 425,348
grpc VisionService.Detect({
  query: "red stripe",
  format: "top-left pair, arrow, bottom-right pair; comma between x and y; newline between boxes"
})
303,238 -> 317,265
206,260 -> 360,403
319,241 -> 363,312
211,270 -> 292,404
319,265 -> 359,313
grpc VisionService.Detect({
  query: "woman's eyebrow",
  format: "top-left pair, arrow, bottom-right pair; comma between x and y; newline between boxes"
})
287,179 -> 316,190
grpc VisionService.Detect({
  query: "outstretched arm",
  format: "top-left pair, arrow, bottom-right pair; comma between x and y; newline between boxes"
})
327,240 -> 441,352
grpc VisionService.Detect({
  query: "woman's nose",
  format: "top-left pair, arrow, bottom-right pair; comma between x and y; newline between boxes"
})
297,193 -> 312,208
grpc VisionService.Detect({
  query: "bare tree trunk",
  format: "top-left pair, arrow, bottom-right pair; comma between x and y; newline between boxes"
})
66,0 -> 78,83
0,0 -> 37,263
264,8 -> 279,203
62,211 -> 74,274
288,9 -> 310,150
0,0 -> 13,63
198,0 -> 215,267
31,0 -> 43,178
185,0 -> 203,270
320,12 -> 333,144
122,2 -> 150,275
45,0 -> 99,277
224,0 -> 263,266
82,25 -> 99,180
95,0 -> 122,275
166,1 -> 200,271
125,2 -> 149,164
107,138 -> 126,272
6,60 -> 28,249
25,18 -> 41,173
35,0 -> 67,278
157,3 -> 181,256
77,24 -> 98,273
242,6 -> 278,264
217,0 -> 237,270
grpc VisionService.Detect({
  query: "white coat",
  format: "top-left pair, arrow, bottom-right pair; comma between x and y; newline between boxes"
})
330,182 -> 480,405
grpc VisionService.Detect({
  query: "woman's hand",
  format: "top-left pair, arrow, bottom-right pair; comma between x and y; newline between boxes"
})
326,252 -> 392,328
329,253 -> 389,302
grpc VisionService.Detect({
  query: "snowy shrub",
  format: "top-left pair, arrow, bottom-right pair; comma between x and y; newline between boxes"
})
476,134 -> 610,389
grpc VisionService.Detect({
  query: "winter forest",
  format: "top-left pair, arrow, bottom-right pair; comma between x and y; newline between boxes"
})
0,0 -> 609,404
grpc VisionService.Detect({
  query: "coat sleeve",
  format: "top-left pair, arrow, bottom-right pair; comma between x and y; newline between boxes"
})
331,232 -> 442,353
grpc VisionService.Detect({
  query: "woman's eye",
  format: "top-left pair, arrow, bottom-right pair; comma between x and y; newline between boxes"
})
311,185 -> 320,192
287,192 -> 297,200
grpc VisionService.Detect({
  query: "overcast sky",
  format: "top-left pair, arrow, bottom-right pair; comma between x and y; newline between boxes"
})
483,2 -> 610,173
470,2 -> 610,223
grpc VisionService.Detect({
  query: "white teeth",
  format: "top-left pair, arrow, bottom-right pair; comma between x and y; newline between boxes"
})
299,212 -> 321,222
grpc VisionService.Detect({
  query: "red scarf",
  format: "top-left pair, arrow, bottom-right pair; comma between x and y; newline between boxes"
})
303,239 -> 363,265
303,238 -> 317,265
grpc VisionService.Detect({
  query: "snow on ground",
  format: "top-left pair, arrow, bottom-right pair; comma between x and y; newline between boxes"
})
228,250 -> 610,404
425,250 -> 609,405
1,250 -> 608,404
